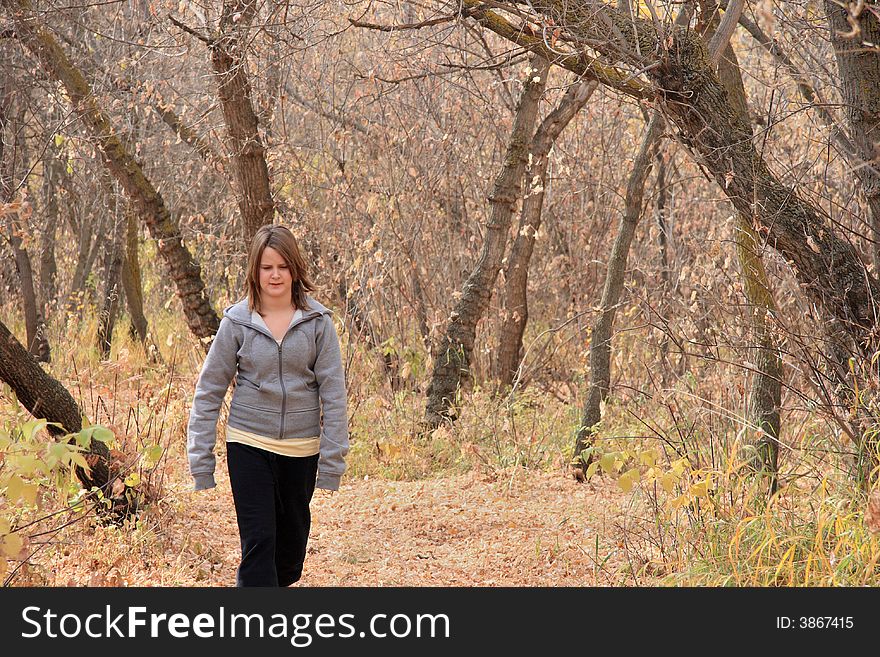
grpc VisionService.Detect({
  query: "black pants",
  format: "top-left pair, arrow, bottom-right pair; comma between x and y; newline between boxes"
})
226,442 -> 319,587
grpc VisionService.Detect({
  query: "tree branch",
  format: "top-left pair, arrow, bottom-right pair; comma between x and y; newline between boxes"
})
349,9 -> 477,32
167,14 -> 214,45
734,7 -> 860,163
708,0 -> 744,64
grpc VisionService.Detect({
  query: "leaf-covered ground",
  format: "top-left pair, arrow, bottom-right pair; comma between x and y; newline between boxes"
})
38,452 -> 646,587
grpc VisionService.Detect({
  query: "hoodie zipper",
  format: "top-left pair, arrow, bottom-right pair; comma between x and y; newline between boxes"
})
278,338 -> 286,439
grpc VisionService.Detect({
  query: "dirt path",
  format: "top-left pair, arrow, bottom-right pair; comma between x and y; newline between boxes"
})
39,454 -> 646,587
166,461 -> 639,587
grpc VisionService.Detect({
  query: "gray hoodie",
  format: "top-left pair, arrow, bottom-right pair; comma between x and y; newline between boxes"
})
187,296 -> 348,491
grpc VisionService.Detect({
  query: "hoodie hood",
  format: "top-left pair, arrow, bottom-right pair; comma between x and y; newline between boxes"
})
223,296 -> 331,325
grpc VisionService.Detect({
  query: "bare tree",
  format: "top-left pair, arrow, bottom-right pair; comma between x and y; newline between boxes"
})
495,72 -> 598,389
572,112 -> 664,474
456,0 -> 880,359
424,56 -> 549,428
170,0 -> 276,244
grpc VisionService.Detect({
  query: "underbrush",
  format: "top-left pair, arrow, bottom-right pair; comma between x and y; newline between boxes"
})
2,307 -> 879,586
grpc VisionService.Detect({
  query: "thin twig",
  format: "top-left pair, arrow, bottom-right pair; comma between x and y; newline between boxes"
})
167,14 -> 213,46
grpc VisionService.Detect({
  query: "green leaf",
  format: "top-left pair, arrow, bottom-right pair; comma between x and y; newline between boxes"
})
92,426 -> 114,443
143,444 -> 163,466
47,441 -> 69,464
69,452 -> 91,472
54,134 -> 64,148
124,472 -> 141,487
20,483 -> 39,506
18,419 -> 48,442
599,452 -> 617,474
74,430 -> 92,449
585,461 -> 600,480
76,425 -> 115,447
618,468 -> 641,493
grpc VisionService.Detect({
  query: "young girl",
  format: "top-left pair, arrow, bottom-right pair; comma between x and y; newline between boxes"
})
187,224 -> 348,587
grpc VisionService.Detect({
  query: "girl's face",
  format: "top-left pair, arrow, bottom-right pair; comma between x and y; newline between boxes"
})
258,247 -> 293,305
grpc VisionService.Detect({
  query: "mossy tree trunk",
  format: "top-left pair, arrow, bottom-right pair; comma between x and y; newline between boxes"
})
701,1 -> 784,493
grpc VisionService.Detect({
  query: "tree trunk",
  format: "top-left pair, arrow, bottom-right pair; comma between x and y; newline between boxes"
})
6,221 -> 49,361
40,122 -> 61,319
0,318 -> 110,492
495,75 -> 598,388
96,177 -> 125,360
120,209 -> 161,363
423,56 -> 548,428
3,0 -> 220,344
572,113 -> 664,472
654,148 -> 673,364
61,197 -> 103,319
209,0 -> 275,244
825,1 -> 880,270
703,2 -> 784,493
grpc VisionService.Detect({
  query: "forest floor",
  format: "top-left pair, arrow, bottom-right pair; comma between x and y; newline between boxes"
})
37,451 -> 655,587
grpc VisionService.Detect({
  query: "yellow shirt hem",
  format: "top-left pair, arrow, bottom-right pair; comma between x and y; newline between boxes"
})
226,425 -> 320,457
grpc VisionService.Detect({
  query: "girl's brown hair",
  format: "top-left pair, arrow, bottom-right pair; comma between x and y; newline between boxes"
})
246,225 -> 315,313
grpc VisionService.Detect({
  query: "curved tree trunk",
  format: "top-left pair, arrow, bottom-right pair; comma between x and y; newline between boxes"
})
0,318 -> 110,492
572,113 -> 664,472
495,76 -> 598,388
3,0 -> 220,344
424,56 -> 549,428
825,1 -> 880,270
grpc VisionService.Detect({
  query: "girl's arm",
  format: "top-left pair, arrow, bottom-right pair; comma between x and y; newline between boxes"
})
187,316 -> 240,490
314,313 -> 349,491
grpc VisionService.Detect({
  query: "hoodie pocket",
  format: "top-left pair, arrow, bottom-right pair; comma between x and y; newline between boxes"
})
231,384 -> 272,409
237,374 -> 261,390
228,403 -> 281,435
283,406 -> 321,437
